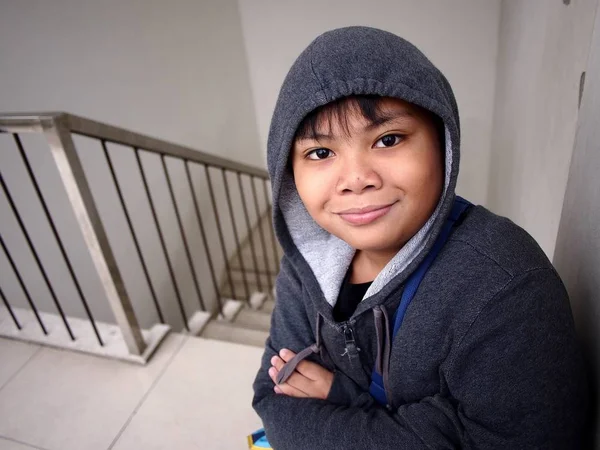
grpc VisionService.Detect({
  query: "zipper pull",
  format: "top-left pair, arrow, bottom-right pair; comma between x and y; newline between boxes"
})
341,324 -> 361,363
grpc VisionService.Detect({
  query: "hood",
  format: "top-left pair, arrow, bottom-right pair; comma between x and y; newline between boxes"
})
267,26 -> 461,307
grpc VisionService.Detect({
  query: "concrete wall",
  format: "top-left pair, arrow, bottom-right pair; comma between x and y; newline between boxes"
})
553,4 -> 600,444
0,0 -> 262,167
237,0 -> 501,206
0,0 -> 265,331
2,0 -> 598,354
1,0 -> 501,332
488,0 -> 598,258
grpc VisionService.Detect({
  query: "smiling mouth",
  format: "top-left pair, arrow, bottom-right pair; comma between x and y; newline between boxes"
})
336,203 -> 396,226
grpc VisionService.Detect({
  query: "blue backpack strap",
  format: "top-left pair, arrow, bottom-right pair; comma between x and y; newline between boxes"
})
369,196 -> 471,406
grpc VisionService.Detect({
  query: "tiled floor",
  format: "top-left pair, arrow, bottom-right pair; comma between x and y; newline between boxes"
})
0,334 -> 264,450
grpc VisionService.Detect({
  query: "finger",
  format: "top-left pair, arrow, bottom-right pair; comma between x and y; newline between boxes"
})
270,355 -> 286,371
273,366 -> 310,397
279,348 -> 296,362
284,370 -> 321,396
271,359 -> 313,390
275,379 -> 309,398
288,366 -> 333,399
276,349 -> 330,381
268,366 -> 278,384
294,359 -> 331,381
276,349 -> 332,389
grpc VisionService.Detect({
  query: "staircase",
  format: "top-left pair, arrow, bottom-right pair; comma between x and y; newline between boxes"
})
199,212 -> 281,348
0,112 -> 279,363
201,298 -> 274,347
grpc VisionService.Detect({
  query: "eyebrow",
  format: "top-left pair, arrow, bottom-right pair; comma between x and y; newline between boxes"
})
295,109 -> 415,142
365,110 -> 414,130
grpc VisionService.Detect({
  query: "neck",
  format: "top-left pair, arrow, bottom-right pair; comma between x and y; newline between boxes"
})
350,248 -> 398,283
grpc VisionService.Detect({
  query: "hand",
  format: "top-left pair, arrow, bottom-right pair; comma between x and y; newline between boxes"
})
268,348 -> 334,400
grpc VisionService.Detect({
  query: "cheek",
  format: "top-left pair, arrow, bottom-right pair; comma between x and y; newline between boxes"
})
401,144 -> 443,195
293,167 -> 331,214
423,149 -> 444,194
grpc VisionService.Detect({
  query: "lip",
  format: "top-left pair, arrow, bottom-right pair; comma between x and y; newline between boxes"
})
336,203 -> 395,225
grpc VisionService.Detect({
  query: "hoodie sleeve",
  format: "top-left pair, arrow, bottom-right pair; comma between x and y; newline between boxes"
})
252,257 -> 366,408
253,264 -> 588,449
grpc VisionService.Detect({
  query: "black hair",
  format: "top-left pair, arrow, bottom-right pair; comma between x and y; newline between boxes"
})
295,95 -> 385,141
294,94 -> 445,147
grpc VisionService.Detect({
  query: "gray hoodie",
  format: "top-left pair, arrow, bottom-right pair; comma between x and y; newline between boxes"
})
252,26 -> 588,449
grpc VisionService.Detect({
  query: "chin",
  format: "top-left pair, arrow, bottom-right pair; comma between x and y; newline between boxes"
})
345,237 -> 401,254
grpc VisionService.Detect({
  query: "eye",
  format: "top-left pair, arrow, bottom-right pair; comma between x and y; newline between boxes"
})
306,148 -> 334,160
374,134 -> 403,148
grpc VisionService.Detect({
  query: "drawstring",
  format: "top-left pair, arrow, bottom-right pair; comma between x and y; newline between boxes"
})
277,309 -> 395,409
373,307 -> 384,374
380,305 -> 393,408
276,314 -> 323,385
374,305 -> 394,409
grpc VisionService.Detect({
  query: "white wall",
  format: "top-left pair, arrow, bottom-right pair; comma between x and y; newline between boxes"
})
237,0 -> 501,206
553,4 -> 600,443
488,0 -> 598,258
0,0 -> 262,167
0,0 -> 265,331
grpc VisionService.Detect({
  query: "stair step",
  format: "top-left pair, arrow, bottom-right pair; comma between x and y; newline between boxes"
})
249,292 -> 268,310
219,209 -> 281,301
201,320 -> 268,348
220,298 -> 244,322
261,299 -> 275,314
234,308 -> 271,332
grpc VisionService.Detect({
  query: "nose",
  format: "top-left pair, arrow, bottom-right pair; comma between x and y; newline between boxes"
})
336,152 -> 382,194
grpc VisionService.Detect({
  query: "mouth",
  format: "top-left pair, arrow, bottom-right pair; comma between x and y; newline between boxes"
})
336,202 -> 396,226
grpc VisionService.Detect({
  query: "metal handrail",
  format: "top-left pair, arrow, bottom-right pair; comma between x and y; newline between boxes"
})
0,112 -> 269,179
0,111 -> 277,364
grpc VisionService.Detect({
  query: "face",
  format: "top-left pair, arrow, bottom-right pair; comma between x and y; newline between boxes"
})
291,97 -> 444,260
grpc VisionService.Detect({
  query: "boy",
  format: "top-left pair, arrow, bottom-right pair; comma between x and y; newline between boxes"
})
252,26 -> 588,449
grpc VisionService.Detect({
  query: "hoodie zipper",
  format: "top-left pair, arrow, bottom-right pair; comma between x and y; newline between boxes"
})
340,322 -> 361,364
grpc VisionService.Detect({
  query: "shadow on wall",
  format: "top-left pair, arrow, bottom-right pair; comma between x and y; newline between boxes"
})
552,4 -> 600,444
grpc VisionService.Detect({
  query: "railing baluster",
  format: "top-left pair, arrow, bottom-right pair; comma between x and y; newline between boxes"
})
1,234 -> 45,333
161,155 -> 205,312
0,284 -> 21,330
237,173 -> 262,292
204,165 -> 236,300
1,233 -> 46,334
135,149 -> 189,330
185,161 -> 222,315
0,173 -> 74,339
251,176 -> 273,292
0,112 -> 275,360
102,141 -> 164,324
262,179 -> 280,274
43,120 -> 146,354
14,135 -> 104,345
222,169 -> 250,301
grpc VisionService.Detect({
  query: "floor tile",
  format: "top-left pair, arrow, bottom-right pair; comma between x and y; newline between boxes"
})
111,337 -> 264,450
0,339 -> 40,390
0,333 -> 185,450
0,436 -> 43,449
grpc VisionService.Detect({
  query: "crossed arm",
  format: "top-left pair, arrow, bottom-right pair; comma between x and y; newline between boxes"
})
269,348 -> 333,399
253,262 -> 588,449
